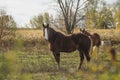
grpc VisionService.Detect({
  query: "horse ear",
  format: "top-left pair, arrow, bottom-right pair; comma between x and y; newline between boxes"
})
83,28 -> 85,31
46,24 -> 49,28
43,24 -> 45,28
80,28 -> 82,31
80,28 -> 85,32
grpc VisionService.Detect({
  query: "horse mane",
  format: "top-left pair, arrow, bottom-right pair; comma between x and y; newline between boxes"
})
48,27 -> 66,43
49,27 -> 66,36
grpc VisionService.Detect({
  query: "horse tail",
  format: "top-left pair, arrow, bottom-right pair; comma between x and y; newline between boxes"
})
84,35 -> 93,62
88,36 -> 93,56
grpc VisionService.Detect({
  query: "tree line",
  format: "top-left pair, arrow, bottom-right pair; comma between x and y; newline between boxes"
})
27,0 -> 120,34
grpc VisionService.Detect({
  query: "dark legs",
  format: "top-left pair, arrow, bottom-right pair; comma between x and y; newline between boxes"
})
51,50 -> 91,70
52,51 -> 60,69
78,50 -> 91,70
78,50 -> 84,69
84,51 -> 91,62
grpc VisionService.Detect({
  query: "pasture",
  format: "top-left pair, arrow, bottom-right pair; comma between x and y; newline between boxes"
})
0,29 -> 120,80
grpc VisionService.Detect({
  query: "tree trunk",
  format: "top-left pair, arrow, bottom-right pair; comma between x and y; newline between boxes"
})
65,21 -> 73,34
66,28 -> 72,34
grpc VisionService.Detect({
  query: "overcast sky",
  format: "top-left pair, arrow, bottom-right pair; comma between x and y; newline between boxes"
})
0,0 -> 117,27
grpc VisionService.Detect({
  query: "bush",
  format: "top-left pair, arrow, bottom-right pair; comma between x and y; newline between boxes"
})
0,51 -> 32,80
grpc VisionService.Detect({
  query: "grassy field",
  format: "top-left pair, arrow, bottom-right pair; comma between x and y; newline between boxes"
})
16,45 -> 120,80
0,29 -> 120,80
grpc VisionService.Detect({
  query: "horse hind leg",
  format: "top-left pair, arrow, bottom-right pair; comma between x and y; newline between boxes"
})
97,46 -> 100,54
84,51 -> 91,62
92,46 -> 98,60
78,50 -> 84,70
95,46 -> 100,60
84,51 -> 91,69
96,46 -> 99,60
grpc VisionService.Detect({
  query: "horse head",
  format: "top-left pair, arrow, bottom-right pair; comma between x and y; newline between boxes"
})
42,23 -> 56,41
43,24 -> 49,40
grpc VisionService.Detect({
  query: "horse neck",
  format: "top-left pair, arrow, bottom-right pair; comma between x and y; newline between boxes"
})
48,30 -> 65,44
48,29 -> 57,43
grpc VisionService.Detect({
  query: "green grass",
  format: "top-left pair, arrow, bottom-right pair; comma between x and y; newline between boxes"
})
0,44 -> 120,80
11,44 -> 119,80
1,41 -> 120,80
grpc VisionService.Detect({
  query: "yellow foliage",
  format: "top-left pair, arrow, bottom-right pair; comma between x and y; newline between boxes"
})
90,64 -> 97,72
20,74 -> 32,80
5,51 -> 17,63
99,73 -> 110,80
4,51 -> 22,75
97,64 -> 104,71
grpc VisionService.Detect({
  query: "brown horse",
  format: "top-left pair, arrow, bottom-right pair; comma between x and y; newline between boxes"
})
43,24 -> 92,70
80,28 -> 101,58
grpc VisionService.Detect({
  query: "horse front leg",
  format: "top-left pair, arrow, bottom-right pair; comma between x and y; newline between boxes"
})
52,51 -> 60,70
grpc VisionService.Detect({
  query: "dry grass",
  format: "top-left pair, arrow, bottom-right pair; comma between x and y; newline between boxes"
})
16,29 -> 120,42
74,29 -> 120,41
16,30 -> 43,40
1,29 -> 119,51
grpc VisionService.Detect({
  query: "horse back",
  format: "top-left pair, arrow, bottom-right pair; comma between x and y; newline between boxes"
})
50,34 -> 78,52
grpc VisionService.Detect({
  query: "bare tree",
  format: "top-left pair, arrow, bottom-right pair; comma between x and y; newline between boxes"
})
56,0 -> 88,34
